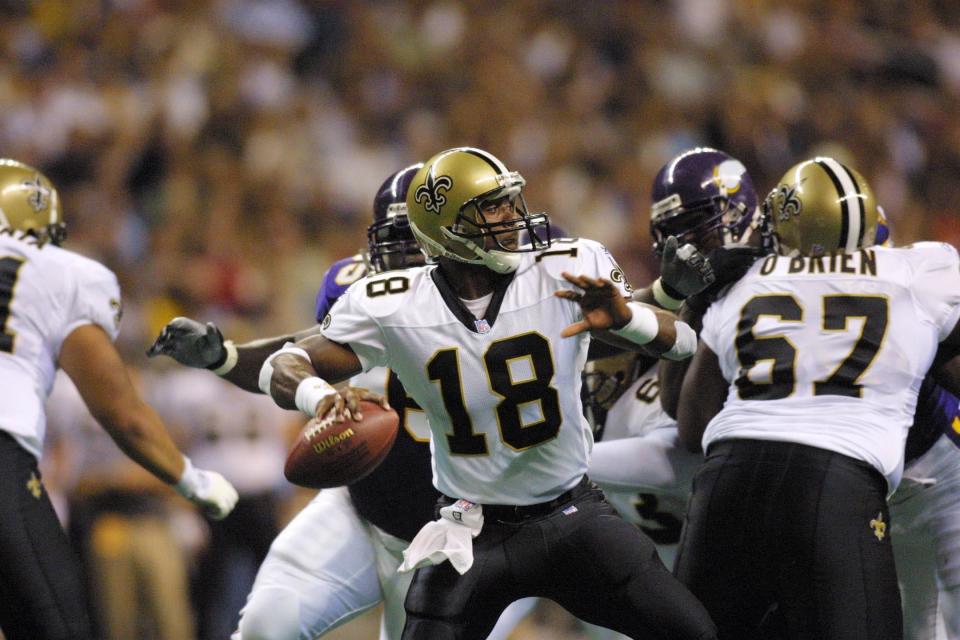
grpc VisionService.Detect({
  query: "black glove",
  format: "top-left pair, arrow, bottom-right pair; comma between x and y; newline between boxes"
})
685,246 -> 763,314
659,235 -> 716,299
146,317 -> 227,369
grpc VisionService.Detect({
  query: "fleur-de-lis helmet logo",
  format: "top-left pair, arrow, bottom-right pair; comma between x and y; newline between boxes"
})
415,173 -> 453,215
775,183 -> 802,222
23,174 -> 50,213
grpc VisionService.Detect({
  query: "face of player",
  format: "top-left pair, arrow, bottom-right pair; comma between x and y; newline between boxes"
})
476,196 -> 521,251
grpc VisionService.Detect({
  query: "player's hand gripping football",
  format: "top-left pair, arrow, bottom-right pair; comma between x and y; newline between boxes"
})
659,235 -> 716,299
318,386 -> 391,423
146,317 -> 226,368
555,273 -> 634,337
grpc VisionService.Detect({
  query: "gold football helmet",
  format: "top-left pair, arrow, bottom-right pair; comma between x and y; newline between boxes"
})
0,159 -> 65,246
762,157 -> 878,257
406,147 -> 550,273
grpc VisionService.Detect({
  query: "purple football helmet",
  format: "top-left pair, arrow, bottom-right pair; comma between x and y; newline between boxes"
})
649,148 -> 759,255
368,163 -> 425,272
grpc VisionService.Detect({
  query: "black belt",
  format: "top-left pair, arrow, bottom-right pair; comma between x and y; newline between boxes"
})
444,475 -> 594,523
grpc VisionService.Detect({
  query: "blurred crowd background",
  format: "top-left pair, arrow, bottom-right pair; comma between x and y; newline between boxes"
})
4,0 -> 959,638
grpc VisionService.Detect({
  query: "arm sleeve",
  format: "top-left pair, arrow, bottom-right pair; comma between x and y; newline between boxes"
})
588,241 -> 633,298
319,282 -> 388,371
556,238 -> 633,298
910,243 -> 960,341
60,263 -> 122,347
589,428 -> 701,493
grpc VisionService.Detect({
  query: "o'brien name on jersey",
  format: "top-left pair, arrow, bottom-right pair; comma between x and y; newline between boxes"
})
758,249 -> 878,278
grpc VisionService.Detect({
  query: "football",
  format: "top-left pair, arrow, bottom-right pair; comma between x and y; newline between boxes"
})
284,401 -> 400,489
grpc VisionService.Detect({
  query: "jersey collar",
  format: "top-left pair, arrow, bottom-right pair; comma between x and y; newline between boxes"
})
430,266 -> 515,333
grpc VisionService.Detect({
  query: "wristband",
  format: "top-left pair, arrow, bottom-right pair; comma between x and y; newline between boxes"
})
611,301 -> 660,346
258,343 -> 313,396
652,278 -> 684,311
662,321 -> 698,361
210,340 -> 238,376
295,376 -> 338,417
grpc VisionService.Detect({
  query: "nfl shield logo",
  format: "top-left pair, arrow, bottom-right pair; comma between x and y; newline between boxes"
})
474,319 -> 491,334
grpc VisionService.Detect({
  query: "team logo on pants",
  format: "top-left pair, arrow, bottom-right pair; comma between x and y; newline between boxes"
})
870,512 -> 886,541
26,472 -> 42,499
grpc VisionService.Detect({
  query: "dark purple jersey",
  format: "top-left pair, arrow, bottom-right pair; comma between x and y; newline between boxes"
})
906,376 -> 960,464
315,254 -> 370,322
315,255 -> 437,541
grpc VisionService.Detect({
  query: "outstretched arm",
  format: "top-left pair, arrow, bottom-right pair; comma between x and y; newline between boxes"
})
147,317 -> 325,393
61,324 -> 238,519
555,273 -> 698,361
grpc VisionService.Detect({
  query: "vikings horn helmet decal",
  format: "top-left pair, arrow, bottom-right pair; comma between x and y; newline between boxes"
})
650,147 -> 759,255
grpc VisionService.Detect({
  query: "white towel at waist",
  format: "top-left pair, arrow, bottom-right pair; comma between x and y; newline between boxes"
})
399,499 -> 484,575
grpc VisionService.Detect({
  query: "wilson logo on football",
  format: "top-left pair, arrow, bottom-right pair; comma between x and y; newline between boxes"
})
312,428 -> 356,454
415,174 -> 452,214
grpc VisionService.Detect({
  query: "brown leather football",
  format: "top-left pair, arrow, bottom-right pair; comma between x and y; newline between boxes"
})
284,401 -> 399,489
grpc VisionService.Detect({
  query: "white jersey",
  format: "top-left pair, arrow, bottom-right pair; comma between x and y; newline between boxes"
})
0,233 -> 121,458
322,238 -> 632,505
701,243 -> 960,489
590,362 -> 700,552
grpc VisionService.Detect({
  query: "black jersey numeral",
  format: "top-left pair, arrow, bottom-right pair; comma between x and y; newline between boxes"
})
735,294 -> 889,400
0,256 -> 26,354
366,276 -> 409,298
814,295 -> 889,398
735,295 -> 803,400
427,332 -> 562,455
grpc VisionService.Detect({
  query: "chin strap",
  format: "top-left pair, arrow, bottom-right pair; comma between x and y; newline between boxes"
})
451,231 -> 521,274
414,223 -> 522,274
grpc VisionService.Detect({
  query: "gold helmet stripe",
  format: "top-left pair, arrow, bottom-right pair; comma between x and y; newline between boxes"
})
815,157 -> 864,253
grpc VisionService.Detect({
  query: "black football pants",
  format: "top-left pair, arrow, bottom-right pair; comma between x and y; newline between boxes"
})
0,432 -> 93,640
402,483 -> 717,640
674,439 -> 902,640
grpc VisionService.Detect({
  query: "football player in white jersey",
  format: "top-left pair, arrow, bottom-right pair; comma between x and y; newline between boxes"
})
0,159 -> 239,640
259,147 -> 718,640
149,165 -> 544,640
675,157 -> 960,639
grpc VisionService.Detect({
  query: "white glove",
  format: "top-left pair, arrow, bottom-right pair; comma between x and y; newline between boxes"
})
174,456 -> 239,520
